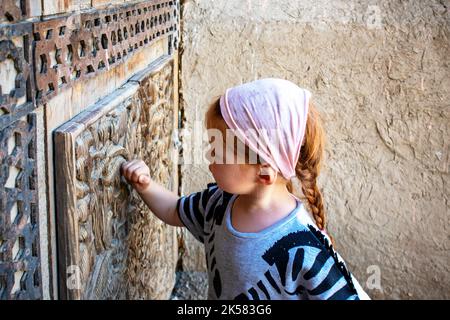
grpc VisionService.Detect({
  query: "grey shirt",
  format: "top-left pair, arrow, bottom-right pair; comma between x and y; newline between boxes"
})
176,182 -> 369,300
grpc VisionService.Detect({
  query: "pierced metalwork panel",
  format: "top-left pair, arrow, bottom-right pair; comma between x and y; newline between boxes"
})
0,114 -> 41,300
34,0 -> 179,102
0,23 -> 34,130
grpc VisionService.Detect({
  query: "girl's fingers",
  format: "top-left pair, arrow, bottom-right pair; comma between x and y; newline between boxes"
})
131,167 -> 149,183
122,164 -> 134,180
122,161 -> 140,180
121,160 -> 138,176
121,160 -> 149,185
126,163 -> 142,181
138,175 -> 150,185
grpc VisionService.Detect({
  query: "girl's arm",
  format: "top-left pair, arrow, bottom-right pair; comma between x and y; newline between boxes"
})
121,159 -> 184,227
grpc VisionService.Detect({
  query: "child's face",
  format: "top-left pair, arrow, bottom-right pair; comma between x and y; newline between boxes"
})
206,128 -> 261,194
209,163 -> 259,194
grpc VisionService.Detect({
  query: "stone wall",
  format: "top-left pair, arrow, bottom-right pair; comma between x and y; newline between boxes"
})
179,0 -> 450,299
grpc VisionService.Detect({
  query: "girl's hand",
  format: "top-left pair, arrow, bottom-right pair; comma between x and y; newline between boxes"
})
121,159 -> 152,193
121,159 -> 182,227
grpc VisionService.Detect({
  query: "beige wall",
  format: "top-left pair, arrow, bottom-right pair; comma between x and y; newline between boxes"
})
179,0 -> 450,299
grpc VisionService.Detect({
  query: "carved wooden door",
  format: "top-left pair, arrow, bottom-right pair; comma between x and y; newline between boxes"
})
1,0 -> 180,300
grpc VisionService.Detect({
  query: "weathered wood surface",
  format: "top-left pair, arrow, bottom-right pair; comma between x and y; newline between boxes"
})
1,0 -> 180,300
54,56 -> 177,300
34,0 -> 179,103
0,0 -> 41,24
0,22 -> 34,130
0,114 -> 41,299
1,1 -> 43,300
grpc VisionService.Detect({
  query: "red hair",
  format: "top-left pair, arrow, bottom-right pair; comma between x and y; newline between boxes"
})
205,97 -> 331,240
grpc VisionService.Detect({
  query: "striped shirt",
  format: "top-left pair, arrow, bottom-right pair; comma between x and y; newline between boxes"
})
176,182 -> 370,300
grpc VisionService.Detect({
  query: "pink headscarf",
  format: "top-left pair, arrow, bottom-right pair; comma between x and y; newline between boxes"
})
219,78 -> 311,180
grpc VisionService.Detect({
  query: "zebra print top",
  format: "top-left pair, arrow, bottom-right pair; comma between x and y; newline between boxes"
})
176,182 -> 370,300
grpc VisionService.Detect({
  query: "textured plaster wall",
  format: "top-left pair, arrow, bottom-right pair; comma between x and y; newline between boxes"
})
179,0 -> 450,299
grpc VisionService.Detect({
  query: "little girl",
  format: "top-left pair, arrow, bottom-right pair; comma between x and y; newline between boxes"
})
121,78 -> 370,300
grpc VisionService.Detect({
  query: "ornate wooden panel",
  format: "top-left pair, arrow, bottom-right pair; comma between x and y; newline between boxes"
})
0,114 -> 41,300
0,22 -> 34,130
0,1 -> 31,23
54,56 -> 177,299
34,0 -> 179,103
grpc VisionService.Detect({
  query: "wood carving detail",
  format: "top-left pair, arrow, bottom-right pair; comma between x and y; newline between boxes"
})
0,114 -> 41,300
34,0 -> 179,102
126,57 -> 176,299
0,23 -> 34,130
55,57 -> 176,299
0,1 -> 31,23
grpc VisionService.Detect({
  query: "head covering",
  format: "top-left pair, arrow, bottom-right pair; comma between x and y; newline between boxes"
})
219,78 -> 311,180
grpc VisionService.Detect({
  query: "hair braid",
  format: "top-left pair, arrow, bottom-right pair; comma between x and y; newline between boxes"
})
296,164 -> 326,230
288,101 -> 333,242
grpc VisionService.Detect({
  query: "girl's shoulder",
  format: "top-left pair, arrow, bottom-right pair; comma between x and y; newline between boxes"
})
205,182 -> 236,203
207,182 -> 218,189
293,199 -> 333,240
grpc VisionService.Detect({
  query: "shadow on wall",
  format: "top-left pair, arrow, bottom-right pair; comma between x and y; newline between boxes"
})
170,271 -> 208,300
